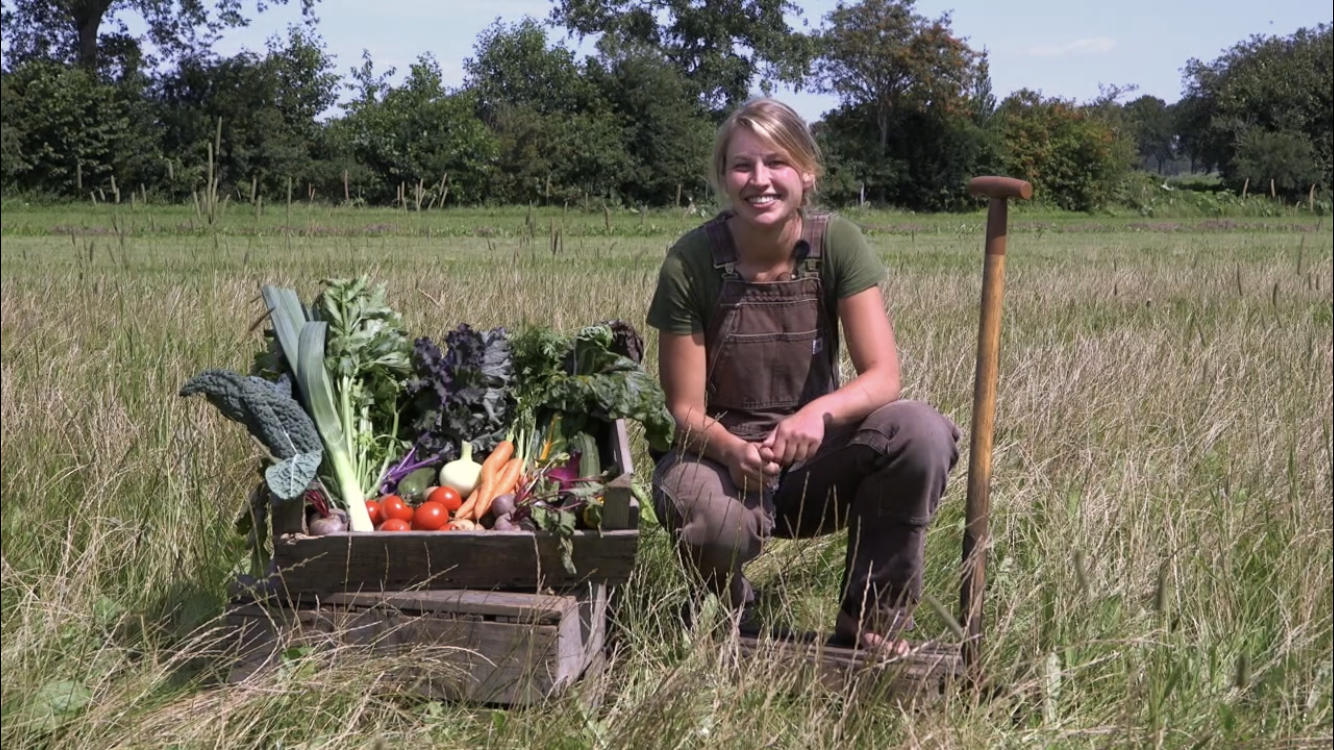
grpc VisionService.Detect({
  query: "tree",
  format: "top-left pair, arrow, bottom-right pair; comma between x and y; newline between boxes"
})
996,89 -> 1131,212
0,0 -> 320,72
0,58 -> 159,197
547,0 -> 814,112
1123,95 -> 1176,173
460,17 -> 608,204
1231,128 -> 1321,196
813,0 -> 980,154
1180,23 -> 1332,195
586,41 -> 714,206
336,53 -> 499,205
462,17 -> 593,123
152,25 -> 340,199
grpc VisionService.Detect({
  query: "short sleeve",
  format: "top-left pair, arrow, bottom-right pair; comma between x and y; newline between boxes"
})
646,246 -> 703,335
825,215 -> 886,298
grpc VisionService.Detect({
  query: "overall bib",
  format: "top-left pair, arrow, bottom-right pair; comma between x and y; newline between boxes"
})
653,210 -> 962,636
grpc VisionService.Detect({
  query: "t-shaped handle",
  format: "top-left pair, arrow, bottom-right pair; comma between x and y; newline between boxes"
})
967,176 -> 1034,256
968,176 -> 1033,201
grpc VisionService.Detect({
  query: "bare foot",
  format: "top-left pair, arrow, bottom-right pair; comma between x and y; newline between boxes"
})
835,610 -> 912,657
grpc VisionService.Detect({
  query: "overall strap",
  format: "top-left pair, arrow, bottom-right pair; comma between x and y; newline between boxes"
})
704,211 -> 741,279
795,211 -> 830,279
706,209 -> 831,281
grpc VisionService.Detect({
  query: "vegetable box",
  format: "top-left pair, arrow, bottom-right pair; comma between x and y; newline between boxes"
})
181,276 -> 675,598
264,417 -> 641,597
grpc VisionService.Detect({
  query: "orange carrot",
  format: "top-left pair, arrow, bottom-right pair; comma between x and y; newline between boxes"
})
475,457 -> 524,520
455,440 -> 515,520
483,440 -> 515,475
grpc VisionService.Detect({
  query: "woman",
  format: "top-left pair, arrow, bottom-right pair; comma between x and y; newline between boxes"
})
645,98 -> 962,654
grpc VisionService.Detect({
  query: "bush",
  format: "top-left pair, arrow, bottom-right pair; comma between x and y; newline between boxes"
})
996,89 -> 1132,212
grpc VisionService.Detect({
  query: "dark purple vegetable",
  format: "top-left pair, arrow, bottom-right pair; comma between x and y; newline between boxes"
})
309,508 -> 348,536
489,493 -> 516,518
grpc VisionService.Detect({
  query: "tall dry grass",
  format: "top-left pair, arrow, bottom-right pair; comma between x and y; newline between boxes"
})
1,210 -> 1330,749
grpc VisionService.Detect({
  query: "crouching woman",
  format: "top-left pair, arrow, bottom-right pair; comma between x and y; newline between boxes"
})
645,97 -> 962,654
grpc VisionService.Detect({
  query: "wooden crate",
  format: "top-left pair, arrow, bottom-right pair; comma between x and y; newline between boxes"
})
268,418 -> 640,597
224,583 -> 610,706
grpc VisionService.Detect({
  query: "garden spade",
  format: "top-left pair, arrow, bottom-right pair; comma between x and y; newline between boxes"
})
959,176 -> 1033,684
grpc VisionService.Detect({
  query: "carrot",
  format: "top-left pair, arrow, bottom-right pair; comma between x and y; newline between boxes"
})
454,478 -> 489,521
454,440 -> 513,520
482,440 -> 515,475
475,457 -> 524,520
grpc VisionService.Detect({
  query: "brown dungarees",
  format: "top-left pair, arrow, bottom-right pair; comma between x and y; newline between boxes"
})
652,210 -> 962,636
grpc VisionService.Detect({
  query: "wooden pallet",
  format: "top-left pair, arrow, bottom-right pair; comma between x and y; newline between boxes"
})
734,630 -> 964,701
223,583 -> 609,706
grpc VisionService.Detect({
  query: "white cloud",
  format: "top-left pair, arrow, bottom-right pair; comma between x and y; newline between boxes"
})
1027,37 -> 1117,57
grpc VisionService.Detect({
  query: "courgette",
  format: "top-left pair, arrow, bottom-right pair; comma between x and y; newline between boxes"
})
572,430 -> 603,479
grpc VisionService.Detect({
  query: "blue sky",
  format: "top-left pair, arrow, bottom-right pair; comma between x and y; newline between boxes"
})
211,0 -> 1332,122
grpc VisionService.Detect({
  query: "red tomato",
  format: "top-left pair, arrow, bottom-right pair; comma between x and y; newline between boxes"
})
412,501 -> 450,531
365,500 -> 384,527
381,495 -> 413,524
379,518 -> 411,532
427,486 -> 463,513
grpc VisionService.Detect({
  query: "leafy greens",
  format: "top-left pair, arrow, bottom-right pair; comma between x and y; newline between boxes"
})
510,320 -> 674,454
402,323 -> 516,462
178,369 -> 323,501
249,277 -> 414,528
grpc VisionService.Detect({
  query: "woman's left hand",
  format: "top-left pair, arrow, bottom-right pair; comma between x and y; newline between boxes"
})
760,409 -> 826,467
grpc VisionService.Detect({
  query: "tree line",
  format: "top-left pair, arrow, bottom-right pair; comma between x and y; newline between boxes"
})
1,1 -> 1329,213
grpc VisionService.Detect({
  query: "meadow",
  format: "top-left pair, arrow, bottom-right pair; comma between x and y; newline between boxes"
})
1,200 -> 1331,749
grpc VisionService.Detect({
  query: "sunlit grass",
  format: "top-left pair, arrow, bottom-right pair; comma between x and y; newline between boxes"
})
2,205 -> 1331,749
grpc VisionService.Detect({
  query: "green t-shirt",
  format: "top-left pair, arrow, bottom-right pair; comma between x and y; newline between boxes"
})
646,213 -> 886,336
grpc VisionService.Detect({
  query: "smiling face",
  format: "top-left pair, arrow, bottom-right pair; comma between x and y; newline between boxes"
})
709,99 -> 824,232
723,127 -> 814,229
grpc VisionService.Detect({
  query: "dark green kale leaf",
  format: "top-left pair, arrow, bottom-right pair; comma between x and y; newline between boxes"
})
179,369 -> 323,499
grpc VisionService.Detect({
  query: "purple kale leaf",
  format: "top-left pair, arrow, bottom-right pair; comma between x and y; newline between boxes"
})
402,324 -> 515,461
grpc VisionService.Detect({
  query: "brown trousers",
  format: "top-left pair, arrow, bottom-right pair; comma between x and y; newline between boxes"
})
651,399 -> 961,632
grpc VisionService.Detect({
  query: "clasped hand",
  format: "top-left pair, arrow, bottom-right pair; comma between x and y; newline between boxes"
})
727,409 -> 827,491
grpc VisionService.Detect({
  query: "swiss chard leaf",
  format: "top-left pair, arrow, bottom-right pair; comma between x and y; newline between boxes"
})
511,322 -> 674,453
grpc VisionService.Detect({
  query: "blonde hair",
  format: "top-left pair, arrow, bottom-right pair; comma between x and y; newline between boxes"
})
709,97 -> 825,208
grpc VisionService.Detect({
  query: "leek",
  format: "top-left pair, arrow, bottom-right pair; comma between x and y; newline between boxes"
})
261,285 -> 375,532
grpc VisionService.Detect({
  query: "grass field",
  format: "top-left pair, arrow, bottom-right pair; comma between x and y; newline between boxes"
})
2,202 -> 1331,749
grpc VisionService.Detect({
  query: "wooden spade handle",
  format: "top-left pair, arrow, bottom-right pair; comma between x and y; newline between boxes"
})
960,175 -> 1031,683
968,176 -> 1034,201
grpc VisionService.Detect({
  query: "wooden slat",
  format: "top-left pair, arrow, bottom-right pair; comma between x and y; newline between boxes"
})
296,589 -> 579,624
608,417 -> 635,478
270,488 -> 305,536
270,529 -> 639,595
595,418 -> 637,530
600,473 -> 635,530
736,634 -> 963,699
222,584 -> 611,706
